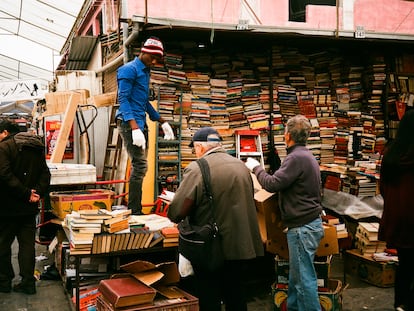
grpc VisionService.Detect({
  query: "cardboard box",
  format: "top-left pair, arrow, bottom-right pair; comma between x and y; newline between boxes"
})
252,173 -> 339,258
120,260 -> 181,297
87,91 -> 116,108
272,279 -> 343,311
275,255 -> 332,288
344,249 -> 396,287
50,189 -> 115,219
255,189 -> 283,242
266,224 -> 339,259
44,89 -> 90,115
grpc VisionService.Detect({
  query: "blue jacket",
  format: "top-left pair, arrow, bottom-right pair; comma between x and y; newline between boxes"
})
253,144 -> 322,228
116,57 -> 160,129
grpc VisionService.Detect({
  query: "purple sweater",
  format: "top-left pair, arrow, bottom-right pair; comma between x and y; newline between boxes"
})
253,144 -> 322,228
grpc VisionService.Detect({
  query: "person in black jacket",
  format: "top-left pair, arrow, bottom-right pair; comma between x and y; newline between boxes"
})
0,119 -> 51,295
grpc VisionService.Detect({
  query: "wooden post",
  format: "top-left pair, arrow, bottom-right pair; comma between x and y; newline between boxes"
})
50,91 -> 81,163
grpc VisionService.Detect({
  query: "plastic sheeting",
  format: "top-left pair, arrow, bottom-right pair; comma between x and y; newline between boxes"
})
321,188 -> 384,220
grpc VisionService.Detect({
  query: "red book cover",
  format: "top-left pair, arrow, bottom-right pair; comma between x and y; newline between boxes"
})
98,276 -> 156,308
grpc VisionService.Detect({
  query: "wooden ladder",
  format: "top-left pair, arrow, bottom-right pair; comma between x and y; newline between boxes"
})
102,99 -> 129,203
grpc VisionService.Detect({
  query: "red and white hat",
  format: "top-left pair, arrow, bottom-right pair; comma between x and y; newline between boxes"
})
141,37 -> 164,57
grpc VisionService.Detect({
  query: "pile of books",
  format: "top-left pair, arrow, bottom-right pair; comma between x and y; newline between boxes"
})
161,226 -> 179,248
321,214 -> 348,239
355,222 -> 386,255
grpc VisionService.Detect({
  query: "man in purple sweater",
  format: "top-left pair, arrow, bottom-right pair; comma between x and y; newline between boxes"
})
246,114 -> 324,311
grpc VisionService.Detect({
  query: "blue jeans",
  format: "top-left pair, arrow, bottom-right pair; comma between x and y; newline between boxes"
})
118,122 -> 148,214
286,217 -> 324,311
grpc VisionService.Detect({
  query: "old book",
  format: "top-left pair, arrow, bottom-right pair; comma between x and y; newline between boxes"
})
162,237 -> 179,244
79,209 -> 112,220
321,214 -> 340,225
161,226 -> 179,238
143,231 -> 155,249
148,231 -> 164,248
104,218 -> 130,233
98,276 -> 156,308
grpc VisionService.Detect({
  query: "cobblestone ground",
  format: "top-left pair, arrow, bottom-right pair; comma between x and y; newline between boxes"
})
0,241 -> 394,311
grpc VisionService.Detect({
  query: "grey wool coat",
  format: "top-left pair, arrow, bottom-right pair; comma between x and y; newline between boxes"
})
168,147 -> 264,260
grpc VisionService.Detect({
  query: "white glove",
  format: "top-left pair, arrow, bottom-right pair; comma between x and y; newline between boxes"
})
245,157 -> 261,171
132,128 -> 146,149
161,122 -> 175,140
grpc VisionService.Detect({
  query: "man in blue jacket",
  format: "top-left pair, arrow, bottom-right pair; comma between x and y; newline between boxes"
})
116,36 -> 175,215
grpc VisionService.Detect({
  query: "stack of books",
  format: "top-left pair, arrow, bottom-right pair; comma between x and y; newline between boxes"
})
355,222 -> 386,255
102,209 -> 131,234
161,226 -> 179,248
321,214 -> 348,239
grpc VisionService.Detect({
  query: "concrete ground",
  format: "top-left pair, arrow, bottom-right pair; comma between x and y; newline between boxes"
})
0,240 -> 395,311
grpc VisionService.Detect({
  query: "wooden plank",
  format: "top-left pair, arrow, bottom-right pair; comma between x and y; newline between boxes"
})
50,91 -> 81,163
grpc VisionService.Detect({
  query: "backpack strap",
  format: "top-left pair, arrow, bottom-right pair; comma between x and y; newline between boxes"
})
196,157 -> 216,220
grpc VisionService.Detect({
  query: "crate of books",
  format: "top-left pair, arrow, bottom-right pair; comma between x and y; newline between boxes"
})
96,289 -> 198,311
97,260 -> 199,311
50,189 -> 115,219
344,249 -> 396,287
272,279 -> 343,311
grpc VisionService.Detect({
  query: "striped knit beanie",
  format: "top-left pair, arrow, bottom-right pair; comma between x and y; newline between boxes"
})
141,37 -> 164,57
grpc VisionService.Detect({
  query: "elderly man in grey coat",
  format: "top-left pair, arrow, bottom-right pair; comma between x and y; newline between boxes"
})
168,127 -> 264,311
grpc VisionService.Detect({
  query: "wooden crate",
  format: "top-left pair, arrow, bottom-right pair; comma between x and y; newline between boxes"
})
96,287 -> 198,311
344,249 -> 396,287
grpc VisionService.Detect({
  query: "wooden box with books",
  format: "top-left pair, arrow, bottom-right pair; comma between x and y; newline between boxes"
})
344,249 -> 396,287
96,287 -> 198,311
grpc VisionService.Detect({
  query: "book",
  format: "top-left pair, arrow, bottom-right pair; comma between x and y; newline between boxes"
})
98,276 -> 156,308
104,218 -> 130,233
78,209 -> 113,220
161,226 -> 179,238
148,231 -> 164,248
321,214 -> 340,225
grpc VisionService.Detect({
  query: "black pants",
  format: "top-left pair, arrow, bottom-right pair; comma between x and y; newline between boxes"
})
189,259 -> 250,311
0,215 -> 37,287
395,248 -> 414,311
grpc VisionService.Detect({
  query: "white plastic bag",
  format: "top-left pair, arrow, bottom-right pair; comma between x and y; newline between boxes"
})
178,253 -> 194,277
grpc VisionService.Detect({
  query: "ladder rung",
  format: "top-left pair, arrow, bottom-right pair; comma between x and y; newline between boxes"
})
239,152 -> 263,156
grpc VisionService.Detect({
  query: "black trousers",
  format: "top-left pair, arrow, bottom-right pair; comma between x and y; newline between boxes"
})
189,259 -> 250,311
0,215 -> 37,287
395,248 -> 414,311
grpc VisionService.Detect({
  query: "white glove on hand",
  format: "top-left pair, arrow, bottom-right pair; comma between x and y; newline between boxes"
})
245,157 -> 261,171
161,122 -> 175,140
132,128 -> 146,149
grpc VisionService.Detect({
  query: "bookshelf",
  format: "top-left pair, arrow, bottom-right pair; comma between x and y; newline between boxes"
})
154,86 -> 183,198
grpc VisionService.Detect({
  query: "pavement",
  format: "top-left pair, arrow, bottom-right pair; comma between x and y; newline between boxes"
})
0,239 -> 395,311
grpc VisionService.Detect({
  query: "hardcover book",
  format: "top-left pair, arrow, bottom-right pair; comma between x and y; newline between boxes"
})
98,276 -> 156,308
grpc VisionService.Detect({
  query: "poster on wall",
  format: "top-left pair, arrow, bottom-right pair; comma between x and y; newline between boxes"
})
45,120 -> 74,159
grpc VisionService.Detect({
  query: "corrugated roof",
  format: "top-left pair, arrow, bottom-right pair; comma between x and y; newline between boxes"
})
0,0 -> 85,81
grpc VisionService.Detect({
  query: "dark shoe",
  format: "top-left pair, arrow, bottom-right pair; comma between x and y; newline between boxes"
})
13,283 -> 36,295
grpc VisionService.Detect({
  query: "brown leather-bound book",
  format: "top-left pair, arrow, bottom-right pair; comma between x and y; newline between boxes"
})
98,276 -> 156,308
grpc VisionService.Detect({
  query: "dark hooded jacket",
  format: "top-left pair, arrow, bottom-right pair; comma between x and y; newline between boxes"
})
0,132 -> 51,217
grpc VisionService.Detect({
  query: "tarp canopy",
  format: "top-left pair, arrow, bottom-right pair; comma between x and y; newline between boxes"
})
0,0 -> 84,82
